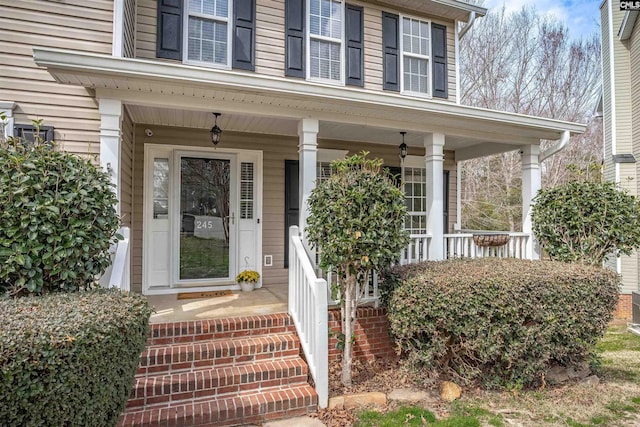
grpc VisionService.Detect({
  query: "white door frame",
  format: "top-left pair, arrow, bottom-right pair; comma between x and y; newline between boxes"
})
142,143 -> 263,295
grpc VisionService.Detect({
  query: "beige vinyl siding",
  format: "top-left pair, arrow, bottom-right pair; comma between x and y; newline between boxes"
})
130,125 -> 457,292
120,109 -> 135,227
135,0 -> 457,101
0,0 -> 112,156
613,9 -> 633,156
136,0 -> 157,60
255,0 -> 285,77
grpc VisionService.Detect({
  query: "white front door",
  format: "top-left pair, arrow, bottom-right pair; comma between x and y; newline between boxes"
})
143,145 -> 262,294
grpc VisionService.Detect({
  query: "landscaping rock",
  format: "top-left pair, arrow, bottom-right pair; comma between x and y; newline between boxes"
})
328,392 -> 387,410
546,362 -> 591,384
580,375 -> 600,386
388,388 -> 433,403
440,381 -> 462,402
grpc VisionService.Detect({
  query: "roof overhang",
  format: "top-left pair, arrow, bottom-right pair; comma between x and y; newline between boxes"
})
33,48 -> 585,157
619,10 -> 639,40
372,0 -> 487,22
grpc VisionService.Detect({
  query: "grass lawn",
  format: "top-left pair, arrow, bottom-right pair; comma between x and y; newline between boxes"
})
179,235 -> 229,279
355,325 -> 640,427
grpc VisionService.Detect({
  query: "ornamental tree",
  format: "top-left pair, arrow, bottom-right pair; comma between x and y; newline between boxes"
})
306,152 -> 409,386
532,181 -> 640,265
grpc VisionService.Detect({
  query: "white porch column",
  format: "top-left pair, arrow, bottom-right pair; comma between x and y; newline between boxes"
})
298,118 -> 319,241
99,98 -> 123,215
425,133 -> 445,260
521,144 -> 541,259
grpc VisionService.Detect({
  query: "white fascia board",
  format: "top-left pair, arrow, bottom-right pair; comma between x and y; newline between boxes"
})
431,0 -> 487,17
33,47 -> 586,136
619,10 -> 639,40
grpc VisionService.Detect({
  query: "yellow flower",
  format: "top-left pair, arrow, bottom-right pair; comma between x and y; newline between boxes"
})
361,255 -> 369,263
235,270 -> 260,284
355,231 -> 362,239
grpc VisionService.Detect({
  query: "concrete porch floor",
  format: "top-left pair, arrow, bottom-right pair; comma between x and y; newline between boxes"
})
145,284 -> 288,323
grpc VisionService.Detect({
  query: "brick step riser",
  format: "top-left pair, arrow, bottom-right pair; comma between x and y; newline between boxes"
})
137,336 -> 300,376
120,384 -> 318,427
147,313 -> 295,345
127,361 -> 309,410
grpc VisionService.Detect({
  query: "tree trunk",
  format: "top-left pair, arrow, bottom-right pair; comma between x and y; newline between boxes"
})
341,273 -> 357,386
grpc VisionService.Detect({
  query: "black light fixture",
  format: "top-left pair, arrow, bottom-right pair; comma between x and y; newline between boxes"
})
210,112 -> 222,146
399,131 -> 408,159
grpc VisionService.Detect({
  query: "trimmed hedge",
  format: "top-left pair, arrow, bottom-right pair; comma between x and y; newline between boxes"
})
387,259 -> 620,389
0,290 -> 152,426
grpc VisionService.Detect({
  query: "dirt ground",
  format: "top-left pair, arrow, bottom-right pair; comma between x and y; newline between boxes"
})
311,325 -> 640,427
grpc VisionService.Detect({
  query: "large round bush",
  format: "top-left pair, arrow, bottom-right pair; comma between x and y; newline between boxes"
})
388,259 -> 619,389
0,139 -> 119,295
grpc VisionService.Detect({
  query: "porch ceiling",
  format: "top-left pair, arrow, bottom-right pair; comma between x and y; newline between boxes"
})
33,48 -> 586,158
126,105 -> 497,152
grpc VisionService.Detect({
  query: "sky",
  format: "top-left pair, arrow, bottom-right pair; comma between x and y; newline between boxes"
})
482,0 -> 602,40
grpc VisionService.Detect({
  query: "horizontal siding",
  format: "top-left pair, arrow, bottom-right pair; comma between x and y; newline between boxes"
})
121,109 -> 135,227
613,7 -> 633,154
135,0 -> 456,101
131,125 -> 458,292
0,0 -> 112,156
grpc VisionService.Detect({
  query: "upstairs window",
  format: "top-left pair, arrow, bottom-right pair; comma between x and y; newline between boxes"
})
156,0 -> 255,71
186,0 -> 231,67
308,0 -> 343,82
401,17 -> 430,95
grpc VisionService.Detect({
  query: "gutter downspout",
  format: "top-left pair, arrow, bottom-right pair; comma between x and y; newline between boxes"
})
459,12 -> 477,39
539,130 -> 570,163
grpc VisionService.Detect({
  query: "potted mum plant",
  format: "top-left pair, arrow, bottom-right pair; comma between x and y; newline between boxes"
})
235,270 -> 260,292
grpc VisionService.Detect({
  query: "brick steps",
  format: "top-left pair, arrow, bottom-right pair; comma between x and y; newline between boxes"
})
120,383 -> 317,427
138,333 -> 300,376
119,313 -> 317,427
127,358 -> 309,409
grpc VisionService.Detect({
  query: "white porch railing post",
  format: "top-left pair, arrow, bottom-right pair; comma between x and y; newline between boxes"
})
109,227 -> 131,291
288,226 -> 328,408
425,133 -> 445,260
521,145 -> 541,260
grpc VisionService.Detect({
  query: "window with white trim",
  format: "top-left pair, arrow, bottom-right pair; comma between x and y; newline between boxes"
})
308,0 -> 343,82
403,166 -> 427,234
186,0 -> 231,67
401,17 -> 430,95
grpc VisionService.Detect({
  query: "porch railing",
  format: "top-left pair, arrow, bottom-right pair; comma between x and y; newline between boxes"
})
400,234 -> 432,264
444,232 -> 530,259
288,226 -> 329,408
100,227 -> 131,291
326,271 -> 380,307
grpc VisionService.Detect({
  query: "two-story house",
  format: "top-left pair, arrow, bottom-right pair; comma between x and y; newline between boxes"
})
1,0 -> 585,299
1,1 -> 591,423
601,0 -> 640,322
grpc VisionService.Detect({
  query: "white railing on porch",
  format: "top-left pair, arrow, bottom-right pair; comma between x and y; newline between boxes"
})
400,234 -> 432,265
100,227 -> 131,291
325,271 -> 380,307
288,226 -> 329,409
444,232 -> 530,260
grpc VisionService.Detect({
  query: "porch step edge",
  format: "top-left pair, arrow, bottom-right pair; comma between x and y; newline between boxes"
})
138,332 -> 300,376
119,383 -> 318,427
127,358 -> 309,409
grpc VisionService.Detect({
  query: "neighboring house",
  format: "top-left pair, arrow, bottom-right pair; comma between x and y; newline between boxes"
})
601,0 -> 640,320
0,0 -> 585,297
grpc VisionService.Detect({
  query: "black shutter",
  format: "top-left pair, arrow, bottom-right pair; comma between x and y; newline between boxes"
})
284,160 -> 300,268
431,23 -> 448,99
232,0 -> 256,70
382,12 -> 399,91
156,0 -> 183,60
285,0 -> 305,78
345,4 -> 364,87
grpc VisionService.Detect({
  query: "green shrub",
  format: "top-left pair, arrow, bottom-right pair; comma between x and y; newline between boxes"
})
388,259 -> 620,389
0,133 -> 120,295
532,181 -> 640,265
0,290 -> 152,426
